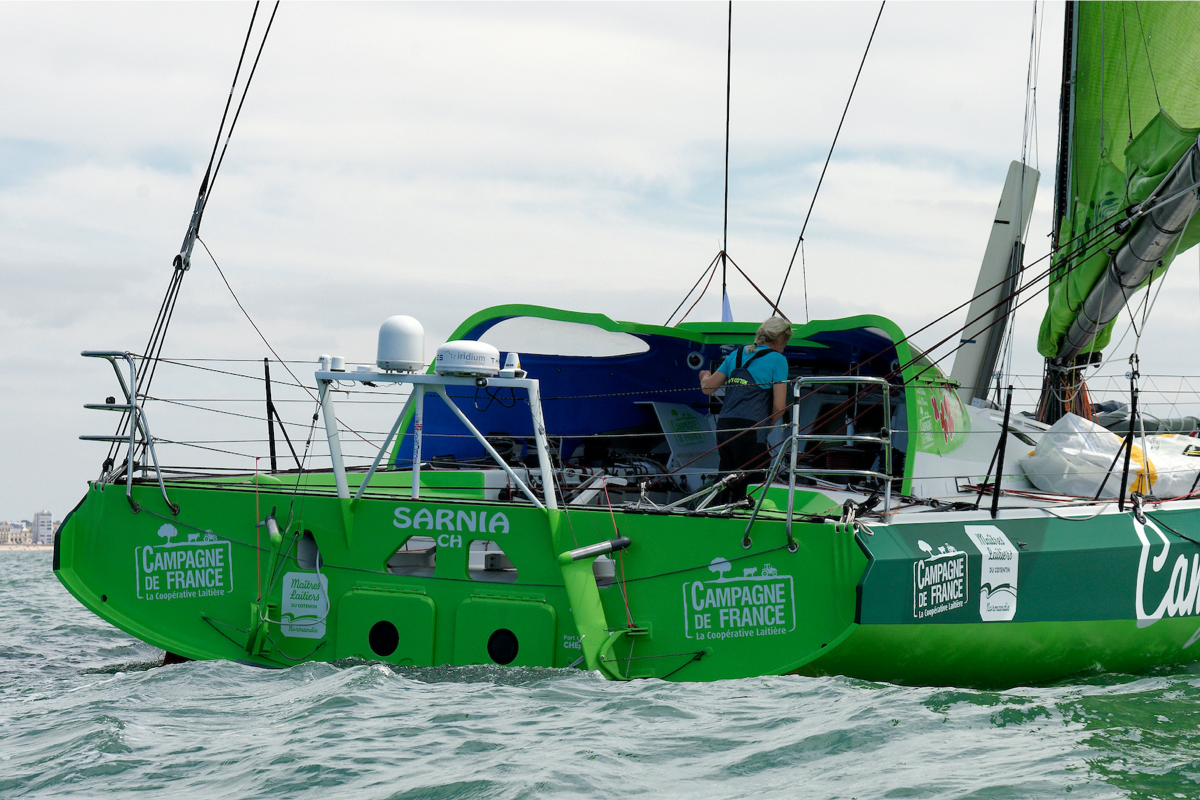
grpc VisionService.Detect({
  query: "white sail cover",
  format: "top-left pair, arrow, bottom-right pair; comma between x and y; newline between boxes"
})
1019,413 -> 1200,499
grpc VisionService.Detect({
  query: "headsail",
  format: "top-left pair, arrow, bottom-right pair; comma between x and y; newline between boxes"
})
1039,1 -> 1200,360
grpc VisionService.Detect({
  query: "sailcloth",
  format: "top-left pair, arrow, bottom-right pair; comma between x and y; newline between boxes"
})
1038,1 -> 1200,357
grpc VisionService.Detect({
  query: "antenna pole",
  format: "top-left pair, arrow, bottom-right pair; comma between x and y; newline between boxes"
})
721,0 -> 732,308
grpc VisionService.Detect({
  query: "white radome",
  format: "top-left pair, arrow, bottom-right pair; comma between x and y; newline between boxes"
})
377,315 -> 425,372
435,341 -> 501,377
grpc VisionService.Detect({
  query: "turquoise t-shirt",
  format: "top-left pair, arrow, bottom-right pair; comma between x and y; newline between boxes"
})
716,346 -> 789,387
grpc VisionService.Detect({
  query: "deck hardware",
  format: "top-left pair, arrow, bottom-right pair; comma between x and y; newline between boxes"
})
741,376 -> 894,551
558,537 -> 631,565
319,368 -> 558,510
80,351 -> 178,515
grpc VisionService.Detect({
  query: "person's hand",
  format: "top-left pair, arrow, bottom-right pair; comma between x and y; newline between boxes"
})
699,370 -> 711,382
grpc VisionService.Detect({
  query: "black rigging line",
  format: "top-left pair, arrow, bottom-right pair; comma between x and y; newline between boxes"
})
105,3 -> 280,476
198,236 -> 379,451
665,252 -> 721,326
136,3 -> 278,404
775,0 -> 884,314
204,1 -> 280,213
721,0 -> 732,308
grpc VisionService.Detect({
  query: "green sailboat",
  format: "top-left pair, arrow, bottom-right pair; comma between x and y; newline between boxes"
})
56,2 -> 1200,687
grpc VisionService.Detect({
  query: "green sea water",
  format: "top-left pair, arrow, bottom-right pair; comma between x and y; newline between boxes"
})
3,551 -> 1199,799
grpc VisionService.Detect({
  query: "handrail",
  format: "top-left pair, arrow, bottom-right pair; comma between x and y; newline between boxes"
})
81,351 -> 178,515
790,376 -> 892,521
743,376 -> 893,549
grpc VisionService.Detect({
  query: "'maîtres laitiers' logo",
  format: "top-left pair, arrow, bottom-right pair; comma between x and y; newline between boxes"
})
135,524 -> 233,601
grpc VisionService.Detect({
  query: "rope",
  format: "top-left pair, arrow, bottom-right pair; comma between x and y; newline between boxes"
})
665,253 -> 720,327
199,236 -> 377,450
725,252 -> 788,321
602,479 -> 635,628
678,256 -> 721,325
775,0 -> 885,310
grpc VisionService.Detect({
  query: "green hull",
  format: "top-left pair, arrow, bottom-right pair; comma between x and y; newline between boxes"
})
55,477 -> 1200,686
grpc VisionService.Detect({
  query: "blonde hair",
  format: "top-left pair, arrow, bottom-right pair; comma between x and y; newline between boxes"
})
754,317 -> 792,347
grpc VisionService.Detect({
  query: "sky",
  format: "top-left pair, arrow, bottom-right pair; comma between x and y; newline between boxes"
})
4,1 -> 1200,523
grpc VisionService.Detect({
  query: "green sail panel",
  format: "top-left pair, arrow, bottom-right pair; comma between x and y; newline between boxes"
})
1039,1 -> 1200,357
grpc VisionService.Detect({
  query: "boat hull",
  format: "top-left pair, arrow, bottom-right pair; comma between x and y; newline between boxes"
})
54,480 -> 1200,685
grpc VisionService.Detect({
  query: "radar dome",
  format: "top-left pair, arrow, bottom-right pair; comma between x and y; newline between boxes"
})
377,316 -> 425,372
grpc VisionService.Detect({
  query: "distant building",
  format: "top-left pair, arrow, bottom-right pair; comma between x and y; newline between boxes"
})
34,511 -> 54,545
1,522 -> 31,545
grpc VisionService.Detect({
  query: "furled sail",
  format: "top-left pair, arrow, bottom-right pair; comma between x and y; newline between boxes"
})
1038,1 -> 1200,359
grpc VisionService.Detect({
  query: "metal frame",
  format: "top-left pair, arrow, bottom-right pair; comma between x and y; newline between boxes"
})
317,369 -> 558,511
80,351 -> 176,514
789,376 -> 893,516
743,375 -> 894,547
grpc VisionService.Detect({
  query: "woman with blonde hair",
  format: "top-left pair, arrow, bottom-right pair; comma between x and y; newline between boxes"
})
699,317 -> 792,501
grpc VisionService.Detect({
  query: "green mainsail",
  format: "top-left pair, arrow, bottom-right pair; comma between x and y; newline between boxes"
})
1039,1 -> 1200,357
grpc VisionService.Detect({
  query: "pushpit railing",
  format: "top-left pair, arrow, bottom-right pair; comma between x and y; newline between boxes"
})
80,351 -> 176,514
744,376 -> 893,548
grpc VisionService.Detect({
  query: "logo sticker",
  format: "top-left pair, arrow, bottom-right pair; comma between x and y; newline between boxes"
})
1135,516 -> 1200,630
281,572 -> 328,639
912,541 -> 968,619
964,525 -> 1019,621
683,557 -> 795,641
135,524 -> 233,601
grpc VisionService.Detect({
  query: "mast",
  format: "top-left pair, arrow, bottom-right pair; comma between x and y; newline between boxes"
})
1051,1 -> 1077,251
1036,1 -> 1200,423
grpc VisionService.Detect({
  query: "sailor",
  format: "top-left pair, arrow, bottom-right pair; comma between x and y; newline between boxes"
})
699,317 -> 792,501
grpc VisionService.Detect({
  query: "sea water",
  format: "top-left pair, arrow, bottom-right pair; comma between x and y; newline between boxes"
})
3,551 -> 1199,799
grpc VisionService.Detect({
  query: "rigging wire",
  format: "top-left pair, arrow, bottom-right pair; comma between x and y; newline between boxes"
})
998,0 -> 1045,402
142,3 -> 278,399
107,3 -> 279,475
1132,3 -> 1162,110
677,257 -> 721,325
204,1 -> 280,211
198,236 -> 379,450
665,253 -> 720,326
775,0 -> 885,314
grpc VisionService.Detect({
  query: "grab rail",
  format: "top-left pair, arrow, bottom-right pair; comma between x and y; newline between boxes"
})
80,351 -> 177,515
743,376 -> 893,548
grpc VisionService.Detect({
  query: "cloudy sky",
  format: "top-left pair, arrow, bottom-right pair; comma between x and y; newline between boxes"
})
4,1 -> 1200,522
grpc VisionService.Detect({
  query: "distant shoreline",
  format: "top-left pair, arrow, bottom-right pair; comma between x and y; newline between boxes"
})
0,545 -> 52,552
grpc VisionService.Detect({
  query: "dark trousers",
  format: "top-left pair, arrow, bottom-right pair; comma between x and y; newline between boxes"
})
716,417 -> 769,502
